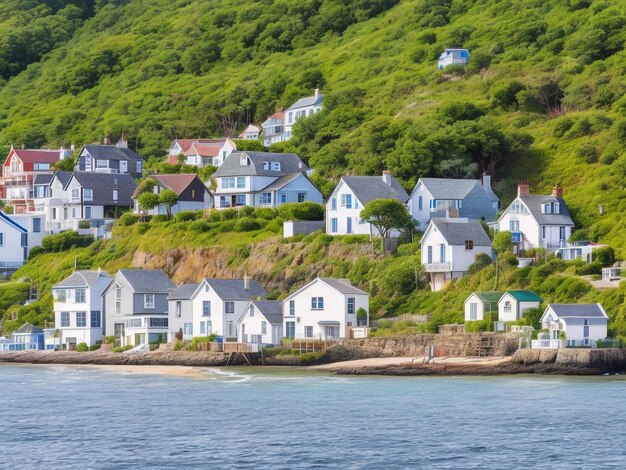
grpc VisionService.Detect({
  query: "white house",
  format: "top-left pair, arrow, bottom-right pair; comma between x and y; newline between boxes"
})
211,151 -> 322,209
407,176 -> 499,229
261,112 -> 286,147
464,292 -> 503,322
236,300 -> 283,346
52,270 -> 112,349
103,269 -> 176,347
133,174 -> 212,216
282,278 -> 369,340
497,290 -> 542,322
75,140 -> 143,179
239,125 -> 260,140
190,277 -> 267,341
0,211 -> 45,274
167,283 -> 198,342
420,218 -> 493,291
494,184 -> 575,254
555,241 -> 609,262
438,48 -> 470,70
326,171 -> 409,236
167,138 -> 237,167
261,89 -> 323,146
540,304 -> 608,347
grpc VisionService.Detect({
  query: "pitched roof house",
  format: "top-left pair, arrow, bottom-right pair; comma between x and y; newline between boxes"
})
464,291 -> 503,322
261,89 -> 323,146
132,174 -> 212,215
408,176 -> 499,229
540,303 -> 608,347
236,300 -> 283,346
326,171 -> 409,236
167,138 -> 236,167
239,124 -> 260,140
498,290 -> 542,322
212,151 -> 322,209
494,184 -> 575,253
420,218 -> 492,291
438,48 -> 470,70
167,283 -> 199,342
76,141 -> 143,178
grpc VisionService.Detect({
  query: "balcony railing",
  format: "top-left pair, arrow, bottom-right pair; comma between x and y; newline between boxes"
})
531,339 -> 564,349
0,261 -> 23,268
425,262 -> 451,272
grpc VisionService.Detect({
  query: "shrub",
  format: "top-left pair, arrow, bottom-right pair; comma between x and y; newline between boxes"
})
208,211 -> 223,222
465,320 -> 491,332
240,206 -> 255,217
234,217 -> 261,232
89,344 -> 101,351
467,252 -> 493,274
575,142 -> 598,163
28,245 -> 44,260
593,247 -> 615,266
175,210 -> 199,222
262,346 -> 284,357
553,117 -> 574,137
574,261 -> 602,275
150,214 -> 169,223
253,207 -> 277,220
299,351 -> 325,365
222,208 -> 238,220
118,213 -> 140,226
78,220 -> 90,229
190,220 -> 211,232
112,345 -> 133,353
187,334 -> 218,351
41,231 -> 93,252
75,342 -> 89,352
277,202 -> 324,221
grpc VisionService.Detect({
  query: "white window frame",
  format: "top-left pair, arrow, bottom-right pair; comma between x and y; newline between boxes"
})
144,294 -> 155,309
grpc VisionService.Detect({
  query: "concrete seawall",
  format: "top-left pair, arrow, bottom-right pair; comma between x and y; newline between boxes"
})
512,348 -> 626,370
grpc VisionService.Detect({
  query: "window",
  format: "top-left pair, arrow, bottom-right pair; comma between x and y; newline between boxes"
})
331,218 -> 338,233
136,161 -> 142,174
113,189 -> 118,203
311,297 -> 324,310
90,311 -> 101,328
288,112 -> 293,124
509,220 -> 519,232
465,240 -> 474,250
541,226 -> 546,239
427,246 -> 433,264
222,177 -> 236,189
200,321 -> 206,335
76,312 -> 86,327
439,244 -> 446,263
236,177 -> 245,188
260,193 -> 272,205
286,321 -> 295,339
225,301 -> 235,314
347,218 -> 352,234
175,301 -> 182,318
418,196 -> 423,211
240,156 -> 249,166
202,301 -> 211,317
56,289 -> 67,303
559,226 -> 566,240
75,288 -> 86,303
149,318 -> 168,328
95,159 -> 108,168
184,323 -> 193,336
271,162 -> 281,171
504,301 -> 512,313
235,195 -> 246,206
71,188 -> 80,199
281,194 -> 287,203
331,198 -> 337,210
84,189 -> 93,201
340,194 -> 352,209
249,304 -> 255,317
305,326 -> 313,338
261,321 -> 267,334
126,318 -> 142,328
263,162 -> 269,170
85,207 -> 92,219
60,312 -> 70,327
144,294 -> 155,309
289,300 -> 295,316
469,303 -> 477,321
0,233 -> 3,246
298,193 -> 306,203
347,298 -> 355,314
429,199 -> 436,209
354,199 -> 359,209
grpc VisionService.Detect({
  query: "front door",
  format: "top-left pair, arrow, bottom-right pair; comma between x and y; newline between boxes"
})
120,160 -> 128,174
347,217 -> 352,234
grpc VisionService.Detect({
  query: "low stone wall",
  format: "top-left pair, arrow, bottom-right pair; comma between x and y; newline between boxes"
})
511,348 -> 626,369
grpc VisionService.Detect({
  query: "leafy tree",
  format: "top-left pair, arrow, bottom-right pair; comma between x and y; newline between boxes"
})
137,192 -> 159,213
493,231 -> 513,289
360,199 -> 416,254
52,157 -> 76,172
158,189 -> 179,219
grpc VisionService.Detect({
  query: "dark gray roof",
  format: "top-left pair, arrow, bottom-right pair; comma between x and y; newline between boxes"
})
341,175 -> 409,205
15,323 -> 43,334
168,283 -> 199,300
320,278 -> 368,295
33,173 -> 54,185
202,278 -> 267,300
429,218 -> 492,246
261,173 -> 305,192
52,171 -> 73,187
213,151 -> 307,178
82,145 -> 142,161
53,270 -> 110,288
286,93 -> 323,111
418,178 -> 485,200
548,304 -> 607,319
251,300 -> 283,324
119,269 -> 176,294
69,172 -> 137,206
519,196 -> 575,226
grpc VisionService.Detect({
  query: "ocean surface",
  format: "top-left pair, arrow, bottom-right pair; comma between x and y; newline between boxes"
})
1,365 -> 625,469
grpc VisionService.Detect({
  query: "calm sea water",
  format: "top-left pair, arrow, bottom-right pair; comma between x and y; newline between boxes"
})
1,365 -> 625,469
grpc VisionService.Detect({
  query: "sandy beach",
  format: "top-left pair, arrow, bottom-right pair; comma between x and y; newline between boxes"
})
312,356 -> 511,371
1,362 -> 211,379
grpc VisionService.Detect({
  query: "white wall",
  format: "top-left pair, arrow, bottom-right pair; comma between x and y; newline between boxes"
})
407,183 -> 434,229
168,299 -> 194,342
464,294 -> 485,321
237,304 -> 282,345
326,181 -> 371,236
0,217 -> 26,266
191,282 -> 250,340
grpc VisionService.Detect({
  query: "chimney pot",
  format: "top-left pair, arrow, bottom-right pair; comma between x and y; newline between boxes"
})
103,136 -> 111,145
382,171 -> 391,185
552,185 -> 563,198
517,183 -> 529,198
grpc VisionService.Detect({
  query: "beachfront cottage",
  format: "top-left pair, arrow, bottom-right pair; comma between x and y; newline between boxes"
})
494,184 -> 575,253
420,218 -> 493,292
132,174 -> 212,216
103,270 -> 176,347
236,300 -> 283,346
540,304 -> 608,347
52,270 -> 112,349
326,171 -> 409,236
464,292 -> 503,322
75,139 -> 143,179
0,210 -> 45,275
167,138 -> 236,167
10,323 -> 45,351
282,278 -> 369,340
407,176 -> 499,229
190,278 -> 267,341
211,151 -> 322,209
167,283 -> 199,342
497,290 -> 542,322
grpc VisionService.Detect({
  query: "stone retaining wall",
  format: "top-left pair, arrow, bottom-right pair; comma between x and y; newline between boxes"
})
511,348 -> 626,368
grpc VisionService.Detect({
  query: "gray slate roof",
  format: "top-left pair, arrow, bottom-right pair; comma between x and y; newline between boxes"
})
53,270 -> 110,289
320,278 -> 368,295
33,173 -> 54,185
520,196 -> 575,226
261,173 -> 304,192
419,178 -> 494,200
286,94 -> 323,111
250,300 -> 283,324
430,218 -> 492,246
52,171 -> 73,187
213,152 -> 307,178
167,283 -> 199,300
120,269 -> 176,294
70,172 -> 137,206
549,304 -> 607,318
203,278 -> 267,300
83,145 -> 142,161
341,175 -> 409,205
15,323 -> 43,334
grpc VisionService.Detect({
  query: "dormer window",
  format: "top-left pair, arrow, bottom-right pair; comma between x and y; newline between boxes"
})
263,162 -> 269,170
465,240 -> 474,250
271,162 -> 281,171
240,156 -> 249,166
541,202 -> 560,214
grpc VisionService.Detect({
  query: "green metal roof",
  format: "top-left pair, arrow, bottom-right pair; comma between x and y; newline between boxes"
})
504,290 -> 542,302
474,292 -> 504,303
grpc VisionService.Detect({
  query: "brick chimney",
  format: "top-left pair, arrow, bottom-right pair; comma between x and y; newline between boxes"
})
382,170 -> 392,185
314,88 -> 319,99
103,136 -> 111,145
517,183 -> 529,198
552,185 -> 563,198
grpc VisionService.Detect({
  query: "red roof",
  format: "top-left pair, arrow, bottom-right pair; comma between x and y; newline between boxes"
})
184,143 -> 223,157
270,112 -> 284,120
152,174 -> 199,195
4,148 -> 60,166
171,139 -> 228,154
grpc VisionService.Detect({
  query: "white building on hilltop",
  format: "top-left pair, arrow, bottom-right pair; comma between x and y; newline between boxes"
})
438,48 -> 470,70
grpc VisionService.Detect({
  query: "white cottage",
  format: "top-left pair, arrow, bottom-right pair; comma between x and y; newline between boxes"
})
190,278 -> 267,341
541,304 -> 608,347
52,270 -> 112,349
167,138 -> 237,167
464,292 -> 503,322
0,211 -> 45,274
326,171 -> 409,236
282,278 -> 369,340
497,290 -> 542,322
237,300 -> 283,346
494,184 -> 575,253
167,283 -> 199,342
421,218 -> 493,291
261,90 -> 323,146
438,48 -> 470,69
